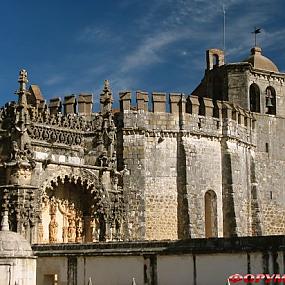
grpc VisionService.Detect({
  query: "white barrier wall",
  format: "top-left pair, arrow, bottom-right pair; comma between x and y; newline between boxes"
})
33,237 -> 285,285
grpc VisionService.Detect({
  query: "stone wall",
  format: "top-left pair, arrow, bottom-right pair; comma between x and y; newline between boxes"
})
144,135 -> 178,240
222,140 -> 253,237
248,72 -> 285,117
33,235 -> 285,285
255,114 -> 285,235
183,135 -> 223,238
121,129 -> 146,240
119,92 -> 256,240
227,64 -> 250,109
3,66 -> 285,246
195,56 -> 285,237
121,109 -> 180,240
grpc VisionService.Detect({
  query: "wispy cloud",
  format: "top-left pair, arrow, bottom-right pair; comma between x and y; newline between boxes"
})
77,26 -> 117,43
120,30 -> 190,73
44,75 -> 65,86
50,0 -> 285,99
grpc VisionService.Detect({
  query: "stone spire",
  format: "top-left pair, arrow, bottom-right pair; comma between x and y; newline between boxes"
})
12,70 -> 33,151
1,211 -> 9,231
17,69 -> 29,108
100,80 -> 114,116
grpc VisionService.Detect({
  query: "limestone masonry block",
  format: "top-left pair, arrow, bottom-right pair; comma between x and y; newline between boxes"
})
152,92 -> 166,112
203,97 -> 214,117
136,91 -> 149,111
120,91 -> 132,111
222,102 -> 232,119
78,94 -> 93,115
169,93 -> 183,114
189,95 -> 200,115
64,95 -> 76,114
49,97 -> 62,114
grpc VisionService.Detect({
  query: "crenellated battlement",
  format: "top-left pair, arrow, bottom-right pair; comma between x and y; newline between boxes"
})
119,91 -> 256,145
36,93 -> 93,117
0,44 -> 283,247
1,84 -> 256,147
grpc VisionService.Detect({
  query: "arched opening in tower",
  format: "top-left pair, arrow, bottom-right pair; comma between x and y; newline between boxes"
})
249,83 -> 261,113
265,86 -> 276,115
204,190 -> 218,238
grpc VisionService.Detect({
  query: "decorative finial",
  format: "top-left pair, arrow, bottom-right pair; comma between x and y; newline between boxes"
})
132,277 -> 137,285
87,277 -> 93,285
102,79 -> 112,97
18,69 -> 28,93
16,69 -> 31,109
104,79 -> 110,91
1,210 -> 9,231
100,79 -> 113,115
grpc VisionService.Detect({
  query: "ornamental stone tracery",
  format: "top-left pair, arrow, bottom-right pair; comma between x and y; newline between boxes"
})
0,71 -> 127,244
2,50 -> 282,245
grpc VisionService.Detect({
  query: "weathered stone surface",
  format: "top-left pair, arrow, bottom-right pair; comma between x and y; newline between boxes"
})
1,45 -> 285,247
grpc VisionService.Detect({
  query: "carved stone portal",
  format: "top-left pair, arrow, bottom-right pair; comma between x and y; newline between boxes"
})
40,176 -> 124,244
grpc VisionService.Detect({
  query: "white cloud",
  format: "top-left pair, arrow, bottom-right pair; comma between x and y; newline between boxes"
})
120,30 -> 189,73
77,26 -> 115,43
71,0 -> 285,96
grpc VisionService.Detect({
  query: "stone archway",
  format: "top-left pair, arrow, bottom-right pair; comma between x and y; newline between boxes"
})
38,167 -> 110,244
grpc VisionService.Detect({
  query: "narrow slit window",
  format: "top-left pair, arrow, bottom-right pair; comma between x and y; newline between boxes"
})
265,143 -> 269,153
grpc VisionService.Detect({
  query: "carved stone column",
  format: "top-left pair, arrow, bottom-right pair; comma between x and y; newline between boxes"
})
84,216 -> 93,242
0,185 -> 40,243
49,198 -> 58,243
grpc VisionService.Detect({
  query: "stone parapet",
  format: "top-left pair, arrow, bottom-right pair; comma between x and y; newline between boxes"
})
64,95 -> 76,114
49,97 -> 61,115
120,92 -> 256,146
120,91 -> 132,111
152,92 -> 167,112
136,91 -> 149,111
169,93 -> 183,114
78,94 -> 93,115
119,91 -> 254,129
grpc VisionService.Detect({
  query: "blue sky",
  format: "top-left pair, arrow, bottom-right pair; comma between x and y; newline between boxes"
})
0,0 -> 285,108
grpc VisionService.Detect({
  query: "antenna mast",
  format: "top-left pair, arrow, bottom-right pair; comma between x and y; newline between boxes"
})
223,5 -> 226,62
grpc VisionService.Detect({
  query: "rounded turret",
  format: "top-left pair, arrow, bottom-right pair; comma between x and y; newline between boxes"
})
0,211 -> 36,285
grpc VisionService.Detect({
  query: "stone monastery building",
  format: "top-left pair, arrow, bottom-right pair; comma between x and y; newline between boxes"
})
0,46 -> 284,248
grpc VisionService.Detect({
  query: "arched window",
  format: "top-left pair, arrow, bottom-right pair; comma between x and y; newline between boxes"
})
265,86 -> 276,115
213,54 -> 219,67
205,190 -> 218,238
249,84 -> 260,113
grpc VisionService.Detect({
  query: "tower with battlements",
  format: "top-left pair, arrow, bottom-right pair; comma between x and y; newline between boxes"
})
0,46 -> 284,245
